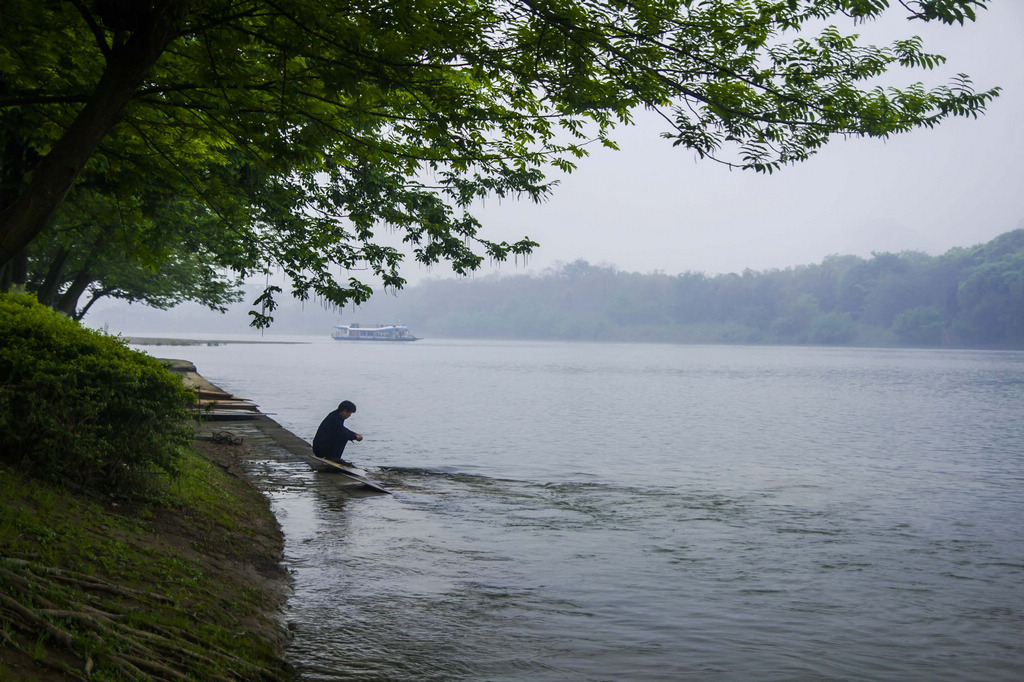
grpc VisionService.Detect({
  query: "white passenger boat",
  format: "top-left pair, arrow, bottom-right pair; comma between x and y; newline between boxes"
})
331,323 -> 420,341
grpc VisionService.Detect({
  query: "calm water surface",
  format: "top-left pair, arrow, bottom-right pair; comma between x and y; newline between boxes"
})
150,338 -> 1024,680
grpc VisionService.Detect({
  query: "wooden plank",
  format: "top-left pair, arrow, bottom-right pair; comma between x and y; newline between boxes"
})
200,411 -> 261,421
311,456 -> 390,494
198,400 -> 260,411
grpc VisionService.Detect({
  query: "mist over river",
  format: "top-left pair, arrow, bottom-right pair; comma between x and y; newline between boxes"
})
138,338 -> 1024,680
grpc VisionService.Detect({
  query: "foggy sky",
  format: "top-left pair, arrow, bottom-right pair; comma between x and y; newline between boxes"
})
411,3 -> 1024,282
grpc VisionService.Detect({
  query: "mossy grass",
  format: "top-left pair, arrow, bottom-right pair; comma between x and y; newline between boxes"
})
0,443 -> 291,680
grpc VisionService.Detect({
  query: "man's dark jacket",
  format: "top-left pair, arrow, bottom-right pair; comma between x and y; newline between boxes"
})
312,411 -> 358,460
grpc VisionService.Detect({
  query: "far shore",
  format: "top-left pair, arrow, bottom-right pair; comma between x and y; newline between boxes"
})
126,335 -> 308,346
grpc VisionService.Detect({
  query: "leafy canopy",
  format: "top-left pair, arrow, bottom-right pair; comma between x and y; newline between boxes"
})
22,170 -> 245,320
0,0 -> 998,325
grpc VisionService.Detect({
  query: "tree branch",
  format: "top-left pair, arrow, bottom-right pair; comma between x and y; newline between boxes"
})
67,0 -> 113,62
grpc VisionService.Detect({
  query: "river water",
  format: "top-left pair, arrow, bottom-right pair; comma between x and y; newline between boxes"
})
150,337 -> 1024,680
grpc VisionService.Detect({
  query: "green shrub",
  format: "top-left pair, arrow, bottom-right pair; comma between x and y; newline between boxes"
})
0,293 -> 195,496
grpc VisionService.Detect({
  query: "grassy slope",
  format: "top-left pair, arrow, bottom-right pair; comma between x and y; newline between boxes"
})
0,440 -> 292,681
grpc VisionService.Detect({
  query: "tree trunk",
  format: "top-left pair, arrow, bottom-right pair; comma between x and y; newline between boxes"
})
0,251 -> 29,292
35,246 -> 72,306
76,287 -> 115,321
56,268 -> 96,318
0,8 -> 180,266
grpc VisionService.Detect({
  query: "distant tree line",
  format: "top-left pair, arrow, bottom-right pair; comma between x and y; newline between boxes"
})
359,230 -> 1024,348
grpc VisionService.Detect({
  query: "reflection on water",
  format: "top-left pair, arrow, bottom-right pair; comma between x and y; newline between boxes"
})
165,341 -> 1024,681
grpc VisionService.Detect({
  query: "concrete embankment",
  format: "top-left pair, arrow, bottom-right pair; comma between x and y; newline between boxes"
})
166,358 -> 336,472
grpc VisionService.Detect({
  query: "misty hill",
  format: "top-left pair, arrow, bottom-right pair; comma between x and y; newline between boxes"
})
91,230 -> 1024,349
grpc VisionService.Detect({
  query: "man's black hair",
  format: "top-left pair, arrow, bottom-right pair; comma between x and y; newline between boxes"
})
338,400 -> 357,413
